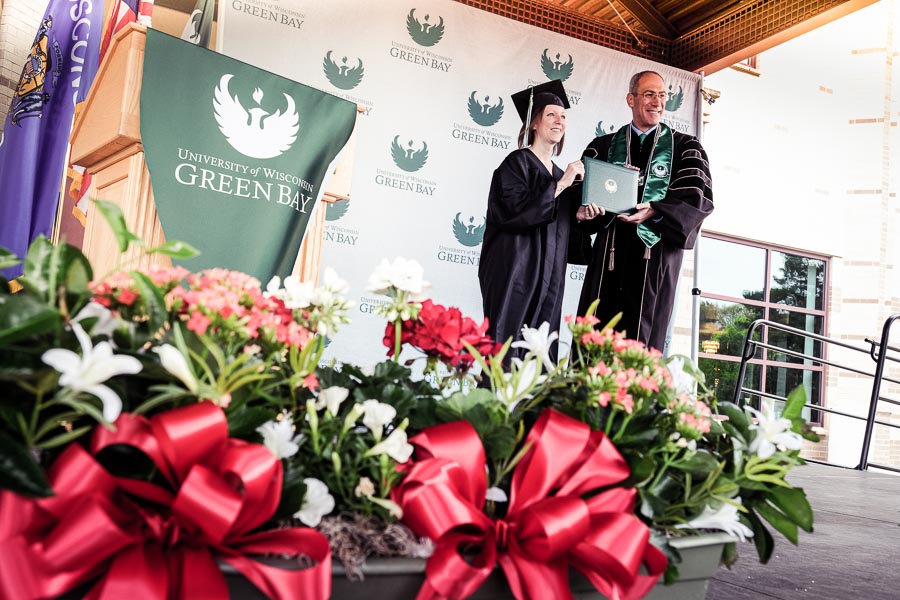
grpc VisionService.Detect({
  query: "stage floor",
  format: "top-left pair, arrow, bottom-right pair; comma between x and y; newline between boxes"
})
706,462 -> 900,599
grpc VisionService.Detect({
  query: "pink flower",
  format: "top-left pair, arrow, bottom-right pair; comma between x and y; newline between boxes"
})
304,373 -> 319,392
186,310 -> 211,335
117,288 -> 137,306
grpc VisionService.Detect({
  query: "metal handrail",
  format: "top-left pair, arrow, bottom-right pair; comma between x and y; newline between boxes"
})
733,316 -> 900,471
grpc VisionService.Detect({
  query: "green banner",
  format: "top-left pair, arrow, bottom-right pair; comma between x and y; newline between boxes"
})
141,29 -> 357,282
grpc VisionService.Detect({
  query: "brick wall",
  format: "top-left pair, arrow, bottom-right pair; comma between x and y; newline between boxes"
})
0,0 -> 50,130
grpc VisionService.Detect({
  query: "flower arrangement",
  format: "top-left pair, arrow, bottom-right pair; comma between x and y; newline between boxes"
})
0,203 -> 816,599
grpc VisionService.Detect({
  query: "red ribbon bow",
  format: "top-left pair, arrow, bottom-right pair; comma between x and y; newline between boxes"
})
393,408 -> 666,600
0,403 -> 330,600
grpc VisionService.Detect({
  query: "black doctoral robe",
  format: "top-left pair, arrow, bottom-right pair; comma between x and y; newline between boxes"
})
479,148 -> 576,362
575,128 -> 713,352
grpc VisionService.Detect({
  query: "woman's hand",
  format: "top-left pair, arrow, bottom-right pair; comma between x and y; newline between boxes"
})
576,203 -> 604,222
558,160 -> 585,190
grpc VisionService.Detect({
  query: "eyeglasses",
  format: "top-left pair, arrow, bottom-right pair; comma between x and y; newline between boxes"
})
633,91 -> 667,101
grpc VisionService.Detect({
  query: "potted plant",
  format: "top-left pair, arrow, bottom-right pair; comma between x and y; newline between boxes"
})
0,204 -> 816,599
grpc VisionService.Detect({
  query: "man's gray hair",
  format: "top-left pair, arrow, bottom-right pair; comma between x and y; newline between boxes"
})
628,71 -> 665,95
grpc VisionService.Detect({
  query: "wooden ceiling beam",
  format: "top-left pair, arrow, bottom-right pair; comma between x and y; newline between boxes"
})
613,0 -> 679,38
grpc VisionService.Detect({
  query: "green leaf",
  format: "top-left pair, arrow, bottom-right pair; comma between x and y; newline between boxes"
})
0,294 -> 62,347
92,199 -> 143,252
754,500 -> 798,544
228,406 -> 275,437
129,271 -> 169,333
148,240 -> 201,260
275,459 -> 305,519
768,486 -> 814,532
781,386 -> 806,421
37,425 -> 94,449
0,247 -> 19,271
718,402 -> 751,440
746,507 -> 774,563
0,430 -> 53,497
18,239 -> 92,306
675,450 -> 719,475
19,236 -> 54,300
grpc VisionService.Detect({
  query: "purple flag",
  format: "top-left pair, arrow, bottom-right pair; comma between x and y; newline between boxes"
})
0,0 -> 105,279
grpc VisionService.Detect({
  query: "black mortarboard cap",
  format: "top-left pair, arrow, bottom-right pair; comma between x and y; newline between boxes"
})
510,79 -> 570,124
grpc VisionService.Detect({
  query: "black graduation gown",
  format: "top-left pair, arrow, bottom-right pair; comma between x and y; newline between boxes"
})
575,128 -> 713,352
479,148 -> 575,362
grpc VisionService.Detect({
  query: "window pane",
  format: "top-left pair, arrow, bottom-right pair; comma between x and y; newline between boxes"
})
770,252 -> 826,311
699,358 -> 759,407
764,366 -> 822,423
699,299 -> 765,358
767,309 -> 825,364
700,238 -> 766,300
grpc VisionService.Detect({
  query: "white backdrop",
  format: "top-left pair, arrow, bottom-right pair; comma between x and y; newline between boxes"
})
218,0 -> 701,367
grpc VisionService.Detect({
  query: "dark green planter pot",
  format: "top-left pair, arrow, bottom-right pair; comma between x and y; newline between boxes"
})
224,533 -> 735,599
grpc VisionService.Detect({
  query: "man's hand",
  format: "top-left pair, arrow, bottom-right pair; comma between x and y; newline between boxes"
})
619,202 -> 657,224
576,203 -> 604,222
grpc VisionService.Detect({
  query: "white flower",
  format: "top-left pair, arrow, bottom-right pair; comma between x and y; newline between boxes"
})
41,323 -> 142,422
497,357 -> 545,412
366,257 -> 430,300
354,476 -> 376,498
256,415 -> 300,459
746,406 -> 804,459
366,428 -> 414,463
152,344 -> 199,394
72,302 -> 119,339
676,498 -> 754,542
360,365 -> 376,377
361,400 -> 396,439
316,386 -> 350,416
319,267 -> 350,298
485,487 -> 509,503
666,356 -> 696,396
294,478 -> 335,527
511,322 -> 559,372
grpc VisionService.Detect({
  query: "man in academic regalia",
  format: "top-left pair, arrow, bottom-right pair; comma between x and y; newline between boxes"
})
575,71 -> 714,352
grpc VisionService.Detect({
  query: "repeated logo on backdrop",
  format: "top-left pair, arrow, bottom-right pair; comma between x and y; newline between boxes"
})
595,120 -> 617,138
532,48 -> 582,106
376,134 -> 437,197
323,200 -> 361,248
406,9 -> 444,46
323,51 -> 364,90
389,7 -> 453,73
451,90 -> 513,151
661,79 -> 692,133
437,212 -> 484,267
231,1 -> 305,30
540,49 -> 574,82
321,50 -> 374,116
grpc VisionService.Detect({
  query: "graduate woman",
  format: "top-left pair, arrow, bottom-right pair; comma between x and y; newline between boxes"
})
478,80 -> 601,363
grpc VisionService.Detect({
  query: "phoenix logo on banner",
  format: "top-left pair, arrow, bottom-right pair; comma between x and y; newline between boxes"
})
595,121 -> 617,137
326,199 -> 349,221
452,213 -> 485,247
467,92 -> 504,127
213,74 -> 300,159
323,51 -> 364,90
406,9 -> 444,46
665,84 -> 685,112
541,49 -> 574,82
390,136 -> 429,172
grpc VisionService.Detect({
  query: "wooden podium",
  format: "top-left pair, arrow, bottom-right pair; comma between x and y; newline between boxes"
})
69,24 -> 358,284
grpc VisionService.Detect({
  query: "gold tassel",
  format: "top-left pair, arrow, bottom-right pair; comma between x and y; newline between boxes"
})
608,227 -> 616,271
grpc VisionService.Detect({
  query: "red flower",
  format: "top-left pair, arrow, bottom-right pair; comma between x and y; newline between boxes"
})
383,300 -> 501,369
